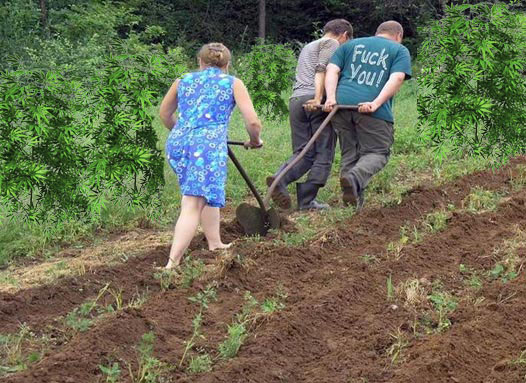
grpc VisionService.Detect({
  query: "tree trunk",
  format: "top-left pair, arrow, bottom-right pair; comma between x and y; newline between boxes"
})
438,0 -> 447,14
258,0 -> 266,41
39,0 -> 47,30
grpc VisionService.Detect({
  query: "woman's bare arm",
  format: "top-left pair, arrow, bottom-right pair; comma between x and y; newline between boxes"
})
233,78 -> 263,148
159,79 -> 180,130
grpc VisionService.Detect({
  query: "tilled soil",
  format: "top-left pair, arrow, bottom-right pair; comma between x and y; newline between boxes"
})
1,158 -> 526,383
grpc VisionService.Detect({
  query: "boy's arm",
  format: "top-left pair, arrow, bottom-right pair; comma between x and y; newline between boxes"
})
305,39 -> 340,109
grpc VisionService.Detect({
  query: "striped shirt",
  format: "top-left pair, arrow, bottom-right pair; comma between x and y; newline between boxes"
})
292,37 -> 340,98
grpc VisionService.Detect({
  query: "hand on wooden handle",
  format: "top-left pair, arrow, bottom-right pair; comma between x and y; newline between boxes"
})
244,139 -> 264,149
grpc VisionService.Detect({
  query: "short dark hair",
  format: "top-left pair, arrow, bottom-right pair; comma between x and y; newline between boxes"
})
323,19 -> 353,39
376,21 -> 404,37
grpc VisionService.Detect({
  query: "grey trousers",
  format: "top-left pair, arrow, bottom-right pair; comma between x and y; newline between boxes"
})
275,94 -> 336,186
331,109 -> 394,193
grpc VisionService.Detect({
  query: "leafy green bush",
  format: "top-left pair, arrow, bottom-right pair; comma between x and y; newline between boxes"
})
0,50 -> 188,223
417,1 -> 526,161
235,42 -> 296,119
0,69 -> 90,222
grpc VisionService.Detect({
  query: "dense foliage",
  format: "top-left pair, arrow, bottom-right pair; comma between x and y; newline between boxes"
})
0,52 -> 188,223
418,1 -> 526,161
234,42 -> 296,119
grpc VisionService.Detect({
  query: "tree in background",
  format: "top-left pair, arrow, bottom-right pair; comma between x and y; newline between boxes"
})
418,1 -> 526,161
259,0 -> 266,40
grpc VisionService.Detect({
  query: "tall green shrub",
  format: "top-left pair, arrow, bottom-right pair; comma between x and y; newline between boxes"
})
235,43 -> 296,119
0,50 -> 189,223
0,69 -> 90,222
417,1 -> 526,161
88,52 -> 187,214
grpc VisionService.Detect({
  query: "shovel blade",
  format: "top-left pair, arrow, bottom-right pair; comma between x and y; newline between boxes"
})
266,207 -> 280,230
236,203 -> 268,236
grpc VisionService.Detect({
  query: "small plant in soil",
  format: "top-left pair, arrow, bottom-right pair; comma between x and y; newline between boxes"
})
128,287 -> 150,309
459,264 -> 483,290
467,275 -> 483,290
361,254 -> 380,265
108,287 -> 124,311
488,263 -> 518,283
217,289 -> 287,360
428,288 -> 458,332
153,269 -> 177,291
510,165 -> 526,191
0,324 -> 32,374
490,227 -> 524,283
424,210 -> 449,233
386,226 -> 410,259
65,283 -> 110,332
65,306 -> 93,332
465,187 -> 500,213
180,284 -> 218,369
275,214 -> 318,247
386,327 -> 408,364
510,349 -> 526,366
186,353 -> 213,374
0,323 -> 48,375
323,204 -> 355,224
129,332 -> 169,383
99,362 -> 121,383
181,258 -> 205,288
411,224 -> 423,244
261,297 -> 285,314
386,275 -> 395,301
179,312 -> 205,368
396,278 -> 427,307
188,283 -> 218,309
218,322 -> 247,359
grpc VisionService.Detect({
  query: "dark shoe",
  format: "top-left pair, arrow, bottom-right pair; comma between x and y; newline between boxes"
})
266,176 -> 292,209
296,182 -> 328,210
340,176 -> 365,211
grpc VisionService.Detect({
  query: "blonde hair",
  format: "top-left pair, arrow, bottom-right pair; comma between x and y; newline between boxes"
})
198,43 -> 231,68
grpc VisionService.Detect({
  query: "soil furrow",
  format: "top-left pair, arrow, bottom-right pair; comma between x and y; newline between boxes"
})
1,158 -> 525,383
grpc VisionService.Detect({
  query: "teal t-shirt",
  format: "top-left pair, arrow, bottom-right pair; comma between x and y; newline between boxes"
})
330,36 -> 412,122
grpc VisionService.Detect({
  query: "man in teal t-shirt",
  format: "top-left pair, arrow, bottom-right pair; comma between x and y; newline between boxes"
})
324,20 -> 412,210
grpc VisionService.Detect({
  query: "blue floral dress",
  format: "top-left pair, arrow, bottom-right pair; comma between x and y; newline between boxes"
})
165,67 -> 236,208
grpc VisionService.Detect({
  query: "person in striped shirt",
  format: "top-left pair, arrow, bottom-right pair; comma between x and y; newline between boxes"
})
267,19 -> 353,210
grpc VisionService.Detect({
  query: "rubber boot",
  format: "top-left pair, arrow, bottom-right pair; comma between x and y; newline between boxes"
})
296,182 -> 329,210
340,175 -> 365,211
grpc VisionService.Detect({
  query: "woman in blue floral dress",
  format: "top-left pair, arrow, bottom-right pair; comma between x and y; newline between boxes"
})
160,43 -> 263,269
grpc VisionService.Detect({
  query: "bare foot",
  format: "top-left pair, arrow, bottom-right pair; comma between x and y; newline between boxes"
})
208,242 -> 232,251
164,256 -> 182,270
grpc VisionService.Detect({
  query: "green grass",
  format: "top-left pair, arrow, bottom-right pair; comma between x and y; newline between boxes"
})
218,322 -> 247,359
0,324 -> 47,376
186,353 -> 213,374
464,187 -> 501,213
0,78 -> 505,265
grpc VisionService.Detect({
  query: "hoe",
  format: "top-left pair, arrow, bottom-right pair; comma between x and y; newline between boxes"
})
228,104 -> 358,236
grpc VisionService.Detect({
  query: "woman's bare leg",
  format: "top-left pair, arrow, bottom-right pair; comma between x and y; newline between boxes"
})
165,196 -> 206,269
200,206 -> 231,250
